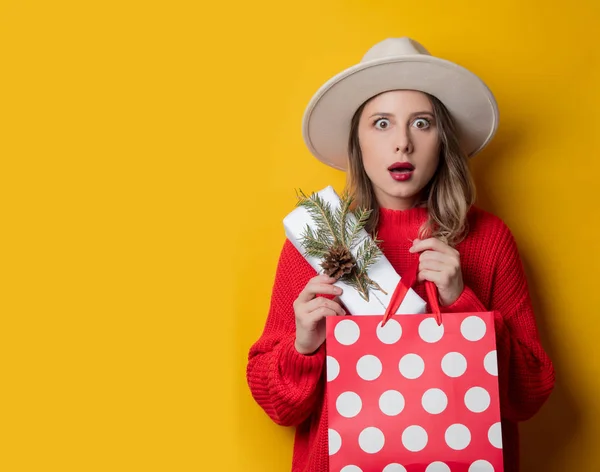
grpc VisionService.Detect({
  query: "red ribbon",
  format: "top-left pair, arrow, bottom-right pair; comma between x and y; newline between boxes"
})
381,261 -> 442,326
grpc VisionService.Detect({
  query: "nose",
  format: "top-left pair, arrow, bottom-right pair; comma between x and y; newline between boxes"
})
395,128 -> 413,154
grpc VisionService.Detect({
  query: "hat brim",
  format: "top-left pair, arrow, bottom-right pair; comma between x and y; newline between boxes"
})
302,55 -> 499,171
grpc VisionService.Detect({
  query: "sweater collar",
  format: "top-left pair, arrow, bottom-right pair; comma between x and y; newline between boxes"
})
377,206 -> 429,242
378,206 -> 429,227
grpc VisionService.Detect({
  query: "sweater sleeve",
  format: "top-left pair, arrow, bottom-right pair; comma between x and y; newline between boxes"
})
443,221 -> 555,422
487,224 -> 555,422
444,285 -> 487,313
246,239 -> 326,427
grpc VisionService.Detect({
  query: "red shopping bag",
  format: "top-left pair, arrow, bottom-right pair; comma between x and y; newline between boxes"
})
325,269 -> 504,472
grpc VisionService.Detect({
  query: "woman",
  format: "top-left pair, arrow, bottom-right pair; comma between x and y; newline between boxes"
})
246,37 -> 554,472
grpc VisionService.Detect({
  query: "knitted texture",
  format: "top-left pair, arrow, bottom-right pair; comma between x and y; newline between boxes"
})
246,206 -> 555,472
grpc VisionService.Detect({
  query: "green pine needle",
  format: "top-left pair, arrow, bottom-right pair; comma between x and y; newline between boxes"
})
296,189 -> 340,245
299,226 -> 331,258
346,207 -> 372,247
356,237 -> 382,276
336,190 -> 354,246
344,271 -> 371,301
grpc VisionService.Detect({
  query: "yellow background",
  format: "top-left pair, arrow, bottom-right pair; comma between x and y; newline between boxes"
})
1,0 -> 598,470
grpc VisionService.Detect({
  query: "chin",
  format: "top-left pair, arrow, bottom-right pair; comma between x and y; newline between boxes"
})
369,174 -> 426,203
386,185 -> 421,200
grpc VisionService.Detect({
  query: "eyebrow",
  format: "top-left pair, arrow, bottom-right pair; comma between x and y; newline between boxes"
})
369,111 -> 435,119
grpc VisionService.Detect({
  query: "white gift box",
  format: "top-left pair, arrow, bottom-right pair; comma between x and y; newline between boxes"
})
283,186 -> 427,316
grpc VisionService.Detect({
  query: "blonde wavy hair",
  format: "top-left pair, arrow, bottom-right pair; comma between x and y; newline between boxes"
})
346,91 -> 476,247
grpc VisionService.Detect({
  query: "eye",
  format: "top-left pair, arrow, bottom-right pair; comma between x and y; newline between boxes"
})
374,118 -> 391,130
412,118 -> 431,129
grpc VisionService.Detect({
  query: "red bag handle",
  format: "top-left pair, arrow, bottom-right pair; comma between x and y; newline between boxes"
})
381,261 -> 442,326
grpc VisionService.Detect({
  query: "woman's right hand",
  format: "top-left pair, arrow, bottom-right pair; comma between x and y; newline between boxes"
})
293,274 -> 346,355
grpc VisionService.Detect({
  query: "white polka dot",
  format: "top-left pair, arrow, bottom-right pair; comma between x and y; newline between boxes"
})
422,388 -> 448,414
336,391 -> 362,418
419,317 -> 444,343
445,424 -> 471,450
383,465 -> 407,472
327,356 -> 340,382
484,351 -> 498,376
402,425 -> 428,452
426,462 -> 451,472
399,353 -> 425,379
379,390 -> 405,416
469,460 -> 495,472
328,428 -> 342,455
461,316 -> 487,341
335,319 -> 360,345
357,355 -> 383,381
377,319 -> 402,344
358,427 -> 385,454
441,352 -> 467,377
341,467 -> 363,472
488,422 -> 502,449
465,387 -> 491,413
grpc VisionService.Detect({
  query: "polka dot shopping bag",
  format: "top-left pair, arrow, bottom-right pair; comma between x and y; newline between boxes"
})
325,273 -> 504,472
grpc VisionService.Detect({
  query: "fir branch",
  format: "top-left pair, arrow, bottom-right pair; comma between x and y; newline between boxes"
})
359,231 -> 387,295
371,230 -> 383,246
356,237 -> 382,276
347,207 -> 372,249
336,190 -> 354,247
365,275 -> 388,296
343,270 -> 371,301
299,226 -> 330,258
296,189 -> 340,245
315,227 -> 334,246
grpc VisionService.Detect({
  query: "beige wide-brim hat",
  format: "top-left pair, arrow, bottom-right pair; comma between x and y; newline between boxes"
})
302,37 -> 499,171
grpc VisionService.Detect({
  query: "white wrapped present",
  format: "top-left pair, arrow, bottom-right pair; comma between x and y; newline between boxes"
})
283,186 -> 426,316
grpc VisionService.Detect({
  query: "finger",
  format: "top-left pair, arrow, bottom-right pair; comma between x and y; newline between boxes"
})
420,251 -> 460,275
410,237 -> 455,255
419,259 -> 446,273
311,274 -> 338,284
305,297 -> 346,316
419,269 -> 453,289
297,281 -> 343,303
419,250 -> 452,263
306,305 -> 339,323
332,296 -> 350,315
417,269 -> 444,284
307,282 -> 343,297
410,237 -> 444,253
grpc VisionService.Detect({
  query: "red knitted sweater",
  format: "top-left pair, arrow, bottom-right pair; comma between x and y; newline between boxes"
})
246,205 -> 555,472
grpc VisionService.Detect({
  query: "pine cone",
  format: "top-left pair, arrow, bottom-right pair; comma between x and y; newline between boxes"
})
321,245 -> 356,280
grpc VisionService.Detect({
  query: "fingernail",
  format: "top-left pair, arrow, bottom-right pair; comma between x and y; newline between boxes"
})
335,287 -> 343,294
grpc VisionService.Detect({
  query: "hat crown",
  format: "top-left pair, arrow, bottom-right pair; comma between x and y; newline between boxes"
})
361,37 -> 431,63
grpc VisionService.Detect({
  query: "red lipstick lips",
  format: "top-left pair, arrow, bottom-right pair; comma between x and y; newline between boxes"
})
388,162 -> 415,181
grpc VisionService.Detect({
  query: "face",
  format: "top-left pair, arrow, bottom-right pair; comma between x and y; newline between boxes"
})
357,90 -> 441,210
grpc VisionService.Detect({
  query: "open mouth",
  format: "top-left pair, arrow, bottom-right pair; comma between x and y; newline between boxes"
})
388,162 -> 415,173
388,162 -> 415,182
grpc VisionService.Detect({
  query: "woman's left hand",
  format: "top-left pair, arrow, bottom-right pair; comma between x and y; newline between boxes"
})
409,238 -> 464,306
